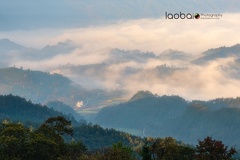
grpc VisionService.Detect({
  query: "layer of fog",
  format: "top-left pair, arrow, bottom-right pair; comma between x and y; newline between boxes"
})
1,14 -> 240,100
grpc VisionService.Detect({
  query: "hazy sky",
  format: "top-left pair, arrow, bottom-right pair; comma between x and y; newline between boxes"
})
1,1 -> 240,100
1,0 -> 240,30
1,13 -> 240,54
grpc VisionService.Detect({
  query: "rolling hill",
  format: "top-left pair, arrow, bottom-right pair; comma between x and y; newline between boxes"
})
193,44 -> 240,64
0,67 -> 99,107
0,94 -> 143,150
95,91 -> 240,146
0,94 -> 81,125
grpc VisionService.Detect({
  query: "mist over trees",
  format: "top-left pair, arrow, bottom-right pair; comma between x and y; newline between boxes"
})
95,91 -> 240,147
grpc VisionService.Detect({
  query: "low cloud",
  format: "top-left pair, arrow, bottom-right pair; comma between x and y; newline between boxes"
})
1,13 -> 240,100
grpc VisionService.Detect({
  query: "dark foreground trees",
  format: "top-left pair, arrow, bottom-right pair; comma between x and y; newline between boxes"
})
101,142 -> 136,160
0,116 -> 237,160
139,137 -> 237,160
195,136 -> 236,160
140,137 -> 195,160
0,116 -> 85,160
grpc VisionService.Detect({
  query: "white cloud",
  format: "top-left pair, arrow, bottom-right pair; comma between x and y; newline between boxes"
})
1,13 -> 240,100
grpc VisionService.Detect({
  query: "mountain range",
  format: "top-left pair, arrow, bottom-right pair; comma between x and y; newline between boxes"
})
0,94 -> 143,150
1,39 -> 240,149
95,91 -> 240,147
1,38 -> 240,101
0,65 -> 130,112
193,44 -> 240,65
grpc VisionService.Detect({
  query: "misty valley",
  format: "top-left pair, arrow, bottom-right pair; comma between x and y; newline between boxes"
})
1,0 -> 240,159
1,38 -> 240,159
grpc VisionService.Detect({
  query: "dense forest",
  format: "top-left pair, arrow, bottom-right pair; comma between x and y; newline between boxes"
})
0,116 -> 237,160
95,91 -> 240,147
0,94 -> 80,125
0,94 -> 143,150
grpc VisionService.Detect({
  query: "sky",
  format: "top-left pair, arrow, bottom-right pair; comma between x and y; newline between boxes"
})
0,1 -> 240,100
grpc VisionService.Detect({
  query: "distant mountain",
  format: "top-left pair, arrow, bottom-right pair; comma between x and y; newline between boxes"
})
153,64 -> 186,77
0,39 -> 32,67
54,49 -> 187,94
158,49 -> 192,61
0,94 -> 82,125
2,0 -> 239,30
129,90 -> 155,102
0,67 -> 91,107
0,38 -> 25,51
0,67 -> 126,109
220,58 -> 240,79
192,97 -> 240,110
55,48 -> 158,81
55,60 -> 185,94
95,91 -> 240,146
193,44 -> 240,64
107,49 -> 156,64
0,39 -> 79,67
33,40 -> 78,60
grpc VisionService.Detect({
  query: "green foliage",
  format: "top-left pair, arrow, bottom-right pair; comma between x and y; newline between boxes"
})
68,141 -> 87,154
95,92 -> 240,146
141,143 -> 152,160
0,122 -> 30,159
73,123 -> 143,150
0,94 -> 80,125
96,94 -> 187,130
195,136 -> 237,160
0,94 -> 144,151
0,116 -> 86,160
26,133 -> 60,160
142,137 -> 195,160
0,116 -> 141,160
152,137 -> 180,159
0,117 -> 237,160
39,116 -> 73,136
99,142 -> 136,160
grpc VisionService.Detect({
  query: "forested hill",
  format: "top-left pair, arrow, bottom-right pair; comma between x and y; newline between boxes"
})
96,91 -> 188,129
95,91 -> 240,147
0,67 -> 127,108
193,44 -> 240,64
0,67 -> 92,106
0,94 -> 81,125
0,94 -> 143,151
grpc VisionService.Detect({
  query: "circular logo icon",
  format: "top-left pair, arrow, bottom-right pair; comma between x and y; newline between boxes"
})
195,13 -> 200,19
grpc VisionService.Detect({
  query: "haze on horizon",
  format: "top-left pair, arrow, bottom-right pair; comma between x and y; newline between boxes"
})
0,0 -> 240,101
